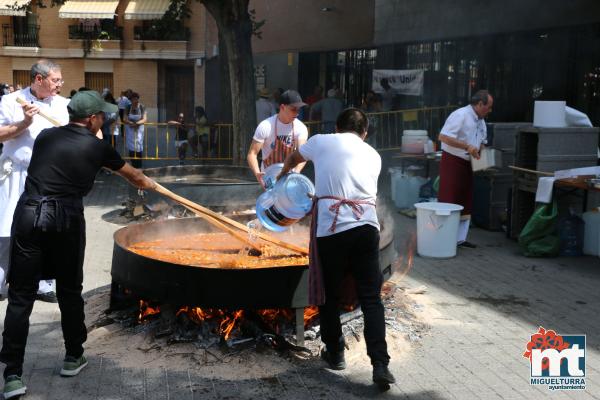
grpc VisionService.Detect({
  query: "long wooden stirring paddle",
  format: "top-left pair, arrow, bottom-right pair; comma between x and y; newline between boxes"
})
153,183 -> 309,256
16,97 -> 61,127
152,183 -> 263,255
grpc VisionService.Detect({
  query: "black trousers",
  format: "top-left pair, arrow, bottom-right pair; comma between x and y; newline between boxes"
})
317,224 -> 390,365
0,200 -> 87,378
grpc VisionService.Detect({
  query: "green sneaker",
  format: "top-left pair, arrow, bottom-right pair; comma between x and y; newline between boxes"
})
60,355 -> 88,377
3,375 -> 26,399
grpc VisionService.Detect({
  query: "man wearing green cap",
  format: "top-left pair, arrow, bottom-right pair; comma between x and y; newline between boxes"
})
0,90 -> 156,399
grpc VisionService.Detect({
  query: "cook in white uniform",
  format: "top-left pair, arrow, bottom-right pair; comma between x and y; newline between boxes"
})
0,59 -> 70,302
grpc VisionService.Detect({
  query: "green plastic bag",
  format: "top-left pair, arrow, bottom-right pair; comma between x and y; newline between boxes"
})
518,201 -> 560,257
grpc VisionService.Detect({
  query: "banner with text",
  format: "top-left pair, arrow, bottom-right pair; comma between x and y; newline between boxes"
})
372,69 -> 424,96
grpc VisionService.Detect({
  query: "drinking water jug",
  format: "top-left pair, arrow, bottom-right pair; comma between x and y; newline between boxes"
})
256,172 -> 315,232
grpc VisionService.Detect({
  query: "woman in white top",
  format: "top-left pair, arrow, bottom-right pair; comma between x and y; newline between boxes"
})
123,92 -> 147,168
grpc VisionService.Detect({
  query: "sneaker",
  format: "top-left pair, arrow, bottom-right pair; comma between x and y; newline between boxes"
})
320,348 -> 346,370
36,291 -> 58,303
3,375 -> 26,399
457,240 -> 477,249
373,362 -> 396,389
60,355 -> 88,377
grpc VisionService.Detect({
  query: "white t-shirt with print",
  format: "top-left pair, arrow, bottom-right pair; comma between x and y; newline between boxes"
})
299,133 -> 381,238
253,115 -> 308,171
440,104 -> 487,160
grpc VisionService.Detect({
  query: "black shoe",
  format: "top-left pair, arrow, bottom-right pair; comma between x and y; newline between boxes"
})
36,291 -> 58,303
320,348 -> 346,370
457,241 -> 477,249
373,363 -> 396,388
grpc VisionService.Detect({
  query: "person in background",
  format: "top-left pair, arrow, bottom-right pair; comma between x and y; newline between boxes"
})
117,89 -> 131,123
190,106 -> 210,158
101,90 -> 118,153
69,89 -> 77,99
277,108 -> 395,389
255,87 -> 276,123
0,59 -> 70,304
438,90 -> 493,249
7,86 -> 14,94
310,89 -> 344,134
271,88 -> 284,113
247,90 -> 308,189
167,113 -> 189,164
305,85 -> 323,107
123,92 -> 146,169
0,90 -> 156,399
379,78 -> 395,112
14,85 -> 21,91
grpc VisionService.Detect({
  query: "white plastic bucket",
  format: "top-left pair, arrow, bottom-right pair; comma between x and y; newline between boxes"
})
415,202 -> 464,258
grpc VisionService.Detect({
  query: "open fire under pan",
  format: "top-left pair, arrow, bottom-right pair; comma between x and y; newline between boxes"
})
111,216 -> 396,345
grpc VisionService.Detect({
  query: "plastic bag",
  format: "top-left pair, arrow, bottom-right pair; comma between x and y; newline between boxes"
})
518,201 -> 560,257
113,124 -> 120,136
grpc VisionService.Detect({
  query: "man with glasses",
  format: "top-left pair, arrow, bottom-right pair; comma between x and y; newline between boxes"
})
0,59 -> 70,303
247,90 -> 308,188
0,91 -> 156,399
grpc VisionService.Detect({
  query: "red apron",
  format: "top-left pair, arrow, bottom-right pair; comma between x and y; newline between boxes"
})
262,119 -> 297,169
438,151 -> 473,216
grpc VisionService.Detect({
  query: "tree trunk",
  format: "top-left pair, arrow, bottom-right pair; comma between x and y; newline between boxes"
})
201,0 -> 257,165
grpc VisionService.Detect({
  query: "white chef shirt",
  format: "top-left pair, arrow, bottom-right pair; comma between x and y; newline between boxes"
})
299,133 -> 380,237
0,87 -> 70,166
440,105 -> 487,161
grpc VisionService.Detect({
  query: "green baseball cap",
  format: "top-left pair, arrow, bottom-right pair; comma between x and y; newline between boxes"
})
68,90 -> 118,118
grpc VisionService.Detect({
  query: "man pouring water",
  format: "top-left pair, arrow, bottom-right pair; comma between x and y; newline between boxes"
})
277,108 -> 395,389
247,90 -> 308,188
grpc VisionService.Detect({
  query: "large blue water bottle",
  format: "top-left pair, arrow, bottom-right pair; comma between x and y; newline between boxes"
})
256,172 -> 315,232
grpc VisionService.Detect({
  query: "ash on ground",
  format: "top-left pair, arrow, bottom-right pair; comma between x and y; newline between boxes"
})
83,278 -> 430,373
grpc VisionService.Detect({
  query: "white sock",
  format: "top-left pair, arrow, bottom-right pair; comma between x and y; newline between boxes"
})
458,219 -> 470,243
37,280 -> 54,294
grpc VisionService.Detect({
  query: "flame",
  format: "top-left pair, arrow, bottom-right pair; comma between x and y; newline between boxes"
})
391,233 -> 416,282
138,300 -> 160,322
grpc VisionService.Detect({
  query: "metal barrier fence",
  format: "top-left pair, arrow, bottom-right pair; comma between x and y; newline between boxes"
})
117,106 -> 456,161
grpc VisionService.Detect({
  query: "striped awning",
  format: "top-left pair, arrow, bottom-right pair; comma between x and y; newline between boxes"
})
124,0 -> 170,20
59,0 -> 119,19
0,0 -> 31,16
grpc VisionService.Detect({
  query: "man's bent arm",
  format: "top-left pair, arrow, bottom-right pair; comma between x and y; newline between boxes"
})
278,150 -> 306,179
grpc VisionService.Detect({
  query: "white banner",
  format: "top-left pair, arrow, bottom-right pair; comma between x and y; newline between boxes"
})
372,69 -> 424,96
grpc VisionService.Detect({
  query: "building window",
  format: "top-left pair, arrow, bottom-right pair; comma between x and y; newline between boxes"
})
12,70 -> 30,88
85,72 -> 113,94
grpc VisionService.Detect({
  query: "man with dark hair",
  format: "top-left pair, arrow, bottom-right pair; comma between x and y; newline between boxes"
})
0,91 -> 156,399
438,89 -> 493,248
278,108 -> 395,389
0,59 -> 70,303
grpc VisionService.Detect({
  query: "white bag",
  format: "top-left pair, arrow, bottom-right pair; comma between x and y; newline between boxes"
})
113,124 -> 120,136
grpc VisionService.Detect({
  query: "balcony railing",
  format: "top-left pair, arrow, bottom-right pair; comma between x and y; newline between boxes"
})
2,24 -> 39,47
68,24 -> 123,41
134,25 -> 190,41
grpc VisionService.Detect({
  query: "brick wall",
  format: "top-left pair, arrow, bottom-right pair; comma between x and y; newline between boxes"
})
114,60 -> 158,120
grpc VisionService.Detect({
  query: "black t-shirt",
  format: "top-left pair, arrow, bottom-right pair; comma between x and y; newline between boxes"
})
176,124 -> 187,141
25,124 -> 126,198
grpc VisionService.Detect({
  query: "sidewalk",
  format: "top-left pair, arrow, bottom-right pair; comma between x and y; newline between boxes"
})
0,173 -> 598,399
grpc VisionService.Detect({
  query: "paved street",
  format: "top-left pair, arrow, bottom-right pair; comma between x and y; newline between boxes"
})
0,173 -> 599,399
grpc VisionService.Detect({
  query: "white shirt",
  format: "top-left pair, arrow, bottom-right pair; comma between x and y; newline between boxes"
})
252,114 -> 308,171
299,133 -> 381,237
0,87 -> 70,166
440,105 -> 487,160
255,98 -> 276,123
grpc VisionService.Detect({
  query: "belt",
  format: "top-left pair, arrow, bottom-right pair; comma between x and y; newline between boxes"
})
20,194 -> 83,232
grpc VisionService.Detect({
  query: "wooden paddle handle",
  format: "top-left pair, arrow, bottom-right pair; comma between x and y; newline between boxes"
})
153,183 -> 262,254
153,183 -> 309,256
16,97 -> 61,127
